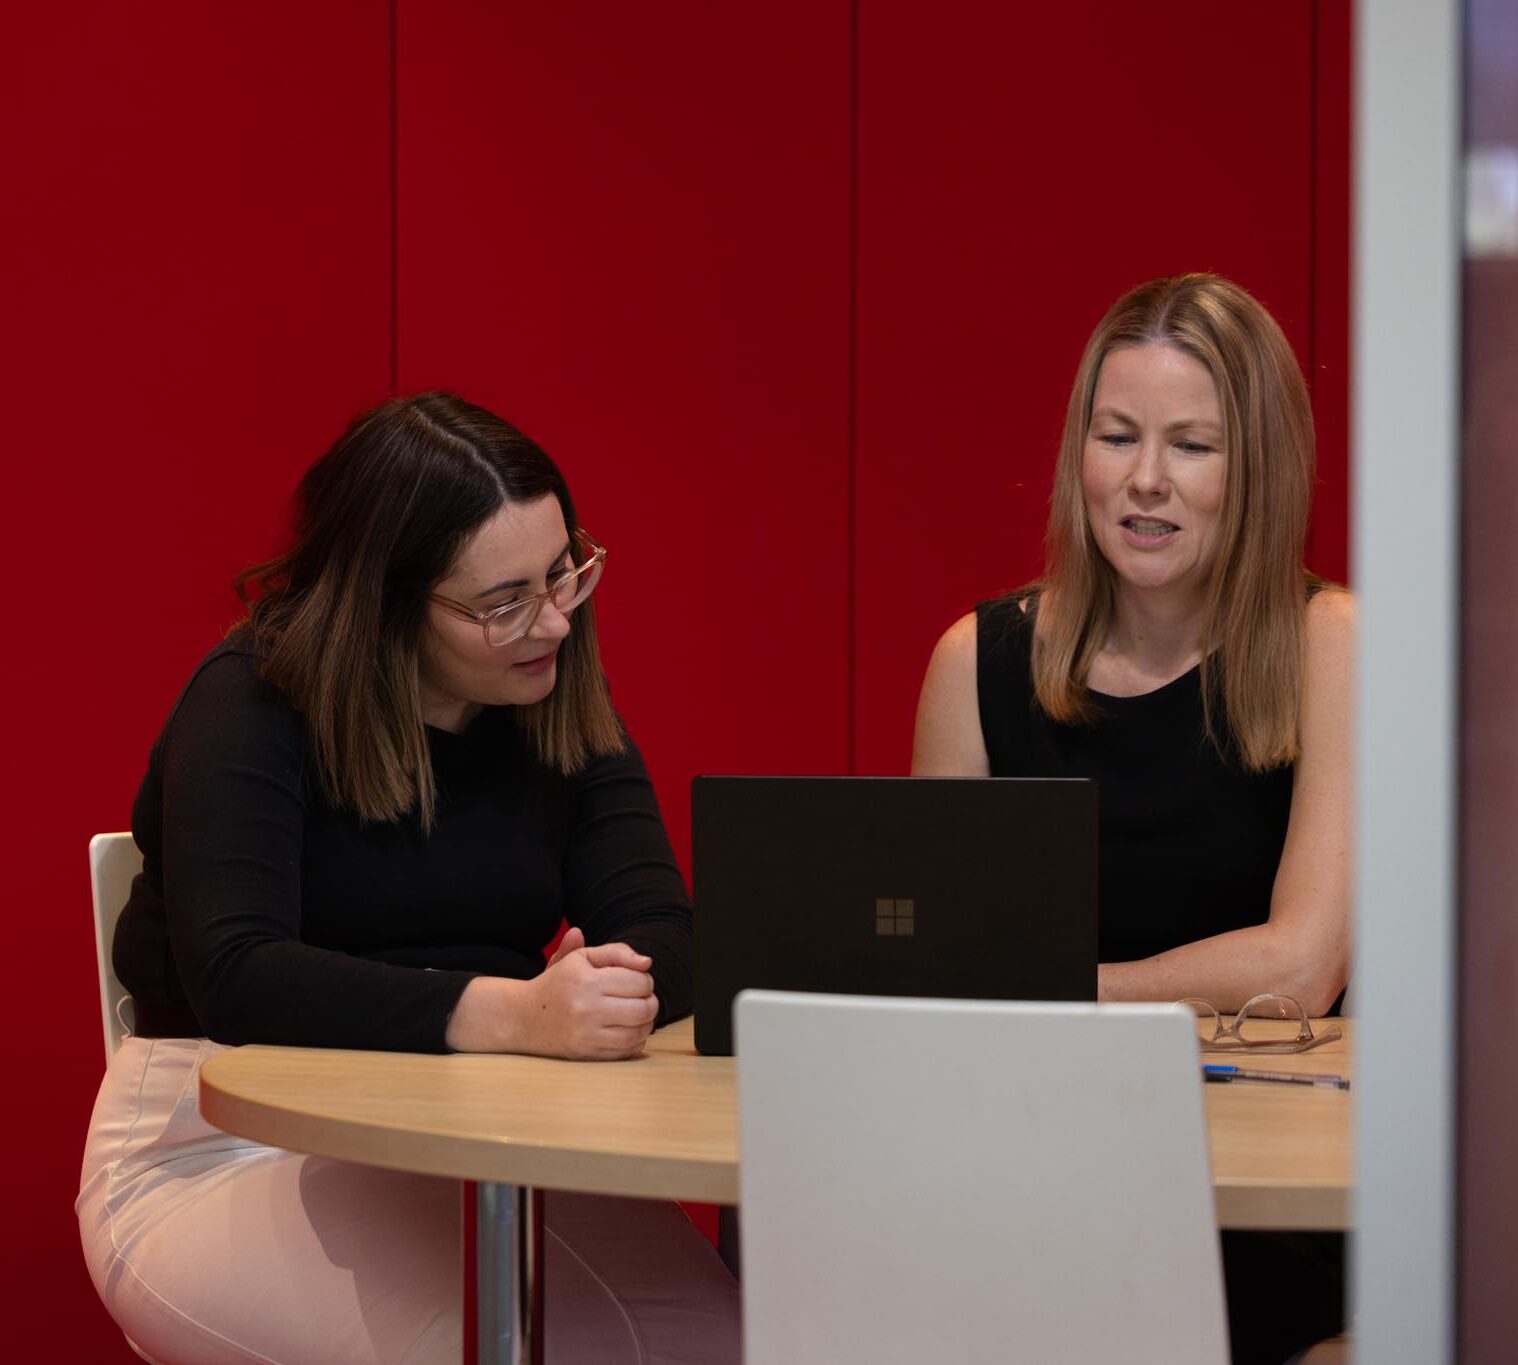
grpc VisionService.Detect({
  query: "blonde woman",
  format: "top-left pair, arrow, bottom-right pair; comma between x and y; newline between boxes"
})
911,274 -> 1351,1362
78,393 -> 738,1365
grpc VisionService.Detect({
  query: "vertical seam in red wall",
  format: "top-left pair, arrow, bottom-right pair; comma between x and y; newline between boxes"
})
389,0 -> 400,395
847,0 -> 859,775
1306,0 -> 1320,572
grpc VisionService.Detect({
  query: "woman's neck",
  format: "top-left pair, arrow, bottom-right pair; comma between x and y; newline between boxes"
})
418,685 -> 484,734
1093,586 -> 1210,691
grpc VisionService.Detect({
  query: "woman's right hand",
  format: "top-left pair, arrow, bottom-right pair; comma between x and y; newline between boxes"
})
444,927 -> 659,1059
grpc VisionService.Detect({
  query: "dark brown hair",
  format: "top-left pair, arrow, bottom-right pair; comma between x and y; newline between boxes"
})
236,392 -> 623,826
1032,274 -> 1318,770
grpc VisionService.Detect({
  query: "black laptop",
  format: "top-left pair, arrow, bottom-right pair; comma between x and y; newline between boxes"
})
691,776 -> 1098,1055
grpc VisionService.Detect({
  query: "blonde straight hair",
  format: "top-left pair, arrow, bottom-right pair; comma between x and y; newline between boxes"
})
1031,274 -> 1317,771
237,393 -> 623,828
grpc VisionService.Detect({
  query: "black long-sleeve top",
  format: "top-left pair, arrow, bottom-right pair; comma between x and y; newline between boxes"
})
113,637 -> 694,1053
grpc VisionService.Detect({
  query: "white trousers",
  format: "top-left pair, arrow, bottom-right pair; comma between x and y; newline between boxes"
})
78,1038 -> 740,1365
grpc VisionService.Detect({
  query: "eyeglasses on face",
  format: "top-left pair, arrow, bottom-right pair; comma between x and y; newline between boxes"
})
428,529 -> 606,647
1179,993 -> 1343,1055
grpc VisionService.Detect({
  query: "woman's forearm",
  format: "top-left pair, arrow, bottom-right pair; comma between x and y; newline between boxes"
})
445,976 -> 536,1052
1098,920 -> 1349,1016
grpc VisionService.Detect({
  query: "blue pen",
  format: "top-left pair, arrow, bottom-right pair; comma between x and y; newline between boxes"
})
1204,1064 -> 1350,1091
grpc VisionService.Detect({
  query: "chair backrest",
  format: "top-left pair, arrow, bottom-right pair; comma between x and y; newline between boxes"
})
89,832 -> 141,1062
736,990 -> 1228,1365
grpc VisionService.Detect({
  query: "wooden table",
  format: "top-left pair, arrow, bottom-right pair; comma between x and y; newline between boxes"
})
200,1017 -> 736,1365
200,1015 -> 1352,1358
1200,1018 -> 1353,1230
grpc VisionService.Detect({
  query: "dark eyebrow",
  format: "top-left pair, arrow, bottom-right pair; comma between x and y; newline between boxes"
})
471,541 -> 573,601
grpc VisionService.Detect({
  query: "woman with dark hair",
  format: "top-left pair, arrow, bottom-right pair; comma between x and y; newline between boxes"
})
77,393 -> 739,1363
912,274 -> 1352,1361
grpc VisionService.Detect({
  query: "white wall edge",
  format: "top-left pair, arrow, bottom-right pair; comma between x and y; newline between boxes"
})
1352,1 -> 1462,1360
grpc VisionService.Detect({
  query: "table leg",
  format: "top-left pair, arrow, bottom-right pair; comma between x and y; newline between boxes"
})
476,1182 -> 544,1365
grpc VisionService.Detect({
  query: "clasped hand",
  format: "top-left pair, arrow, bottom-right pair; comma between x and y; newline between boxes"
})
530,927 -> 660,1059
445,926 -> 659,1059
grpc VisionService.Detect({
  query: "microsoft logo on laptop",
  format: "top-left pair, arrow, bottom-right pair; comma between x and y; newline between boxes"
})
875,898 -> 915,936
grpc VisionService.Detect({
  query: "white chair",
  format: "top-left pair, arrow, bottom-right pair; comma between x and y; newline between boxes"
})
736,991 -> 1228,1365
88,833 -> 161,1365
88,832 -> 141,1062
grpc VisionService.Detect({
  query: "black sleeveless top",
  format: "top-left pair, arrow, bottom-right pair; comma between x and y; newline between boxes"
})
976,597 -> 1294,964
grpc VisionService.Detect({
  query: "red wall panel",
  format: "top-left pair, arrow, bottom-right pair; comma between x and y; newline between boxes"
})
0,4 -> 391,1356
852,0 -> 1343,774
1310,0 -> 1353,585
394,1 -> 853,864
3,0 -> 1348,1351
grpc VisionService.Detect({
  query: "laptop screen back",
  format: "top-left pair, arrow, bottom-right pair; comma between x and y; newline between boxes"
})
692,776 -> 1098,1055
